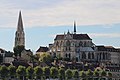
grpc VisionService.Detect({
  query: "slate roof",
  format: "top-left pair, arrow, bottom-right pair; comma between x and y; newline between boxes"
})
54,34 -> 91,40
96,46 -> 120,52
36,46 -> 49,52
5,52 -> 13,57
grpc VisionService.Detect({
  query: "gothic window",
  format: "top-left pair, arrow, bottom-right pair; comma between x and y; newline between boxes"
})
56,41 -> 59,46
82,52 -> 86,59
99,53 -> 101,60
92,53 -> 94,59
69,47 -> 71,51
66,40 -> 70,46
103,53 -> 105,60
88,52 -> 91,59
66,54 -> 67,58
69,53 -> 71,58
79,41 -> 82,46
84,42 -> 87,47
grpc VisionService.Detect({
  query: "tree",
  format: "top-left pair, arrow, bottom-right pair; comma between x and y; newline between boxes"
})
0,66 -> 8,79
80,70 -> 86,80
73,70 -> 79,79
43,67 -> 50,79
65,69 -> 73,80
86,69 -> 93,80
58,68 -> 65,80
39,53 -> 52,64
50,67 -> 58,79
13,45 -> 25,57
26,66 -> 34,79
93,70 -> 99,80
34,66 -> 43,79
8,65 -> 16,79
108,72 -> 112,80
100,70 -> 107,80
16,66 -> 26,80
101,70 -> 107,76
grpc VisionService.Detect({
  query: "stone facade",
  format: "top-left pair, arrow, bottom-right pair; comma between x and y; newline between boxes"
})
49,23 -> 120,64
15,11 -> 25,47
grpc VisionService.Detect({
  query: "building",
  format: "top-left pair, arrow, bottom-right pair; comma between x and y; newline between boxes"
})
0,48 -> 13,64
21,49 -> 33,62
14,11 -> 25,47
49,22 -> 120,64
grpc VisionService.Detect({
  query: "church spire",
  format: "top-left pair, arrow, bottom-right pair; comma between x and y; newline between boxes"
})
17,11 -> 23,31
15,11 -> 25,47
74,21 -> 76,34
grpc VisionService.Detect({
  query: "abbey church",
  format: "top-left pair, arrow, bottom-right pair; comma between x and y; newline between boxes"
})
49,22 -> 120,64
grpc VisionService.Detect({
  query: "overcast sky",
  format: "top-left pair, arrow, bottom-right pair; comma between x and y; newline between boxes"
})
0,0 -> 120,52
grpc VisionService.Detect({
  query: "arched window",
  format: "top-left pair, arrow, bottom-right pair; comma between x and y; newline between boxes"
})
103,53 -> 105,60
66,40 -> 70,46
92,53 -> 94,59
69,53 -> 71,58
82,52 -> 86,59
79,41 -> 83,46
66,54 -> 67,58
88,52 -> 91,59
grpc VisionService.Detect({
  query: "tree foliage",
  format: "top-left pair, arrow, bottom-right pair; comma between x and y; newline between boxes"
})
8,65 -> 16,77
65,69 -> 73,79
13,45 -> 25,57
101,70 -> 107,76
93,70 -> 99,77
80,70 -> 86,78
73,70 -> 79,79
43,66 -> 50,79
86,69 -> 93,76
50,67 -> 58,79
16,66 -> 26,78
34,66 -> 43,79
58,68 -> 65,79
0,66 -> 8,78
26,66 -> 34,79
39,53 -> 52,63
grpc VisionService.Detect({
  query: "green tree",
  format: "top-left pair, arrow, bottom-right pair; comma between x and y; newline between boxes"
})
80,70 -> 86,80
8,65 -> 16,79
108,72 -> 112,80
101,70 -> 106,76
13,45 -> 25,57
58,68 -> 65,80
50,67 -> 58,79
73,70 -> 79,80
65,69 -> 73,80
100,70 -> 107,80
93,69 -> 100,80
26,66 -> 34,79
86,69 -> 93,80
16,66 -> 26,80
0,66 -> 8,79
39,53 -> 52,63
43,67 -> 50,79
34,66 -> 43,79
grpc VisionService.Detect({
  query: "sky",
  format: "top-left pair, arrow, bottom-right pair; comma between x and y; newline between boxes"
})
0,0 -> 120,52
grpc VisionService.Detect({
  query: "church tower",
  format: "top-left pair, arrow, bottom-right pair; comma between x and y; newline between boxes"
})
15,11 -> 25,47
74,21 -> 76,34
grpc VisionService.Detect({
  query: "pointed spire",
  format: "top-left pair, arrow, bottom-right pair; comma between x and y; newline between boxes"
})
74,21 -> 76,34
67,30 -> 70,34
17,11 -> 23,31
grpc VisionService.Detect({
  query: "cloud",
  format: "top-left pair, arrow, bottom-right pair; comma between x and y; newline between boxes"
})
89,33 -> 120,38
0,0 -> 120,28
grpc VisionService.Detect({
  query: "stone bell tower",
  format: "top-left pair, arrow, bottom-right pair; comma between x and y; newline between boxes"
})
14,11 -> 25,47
